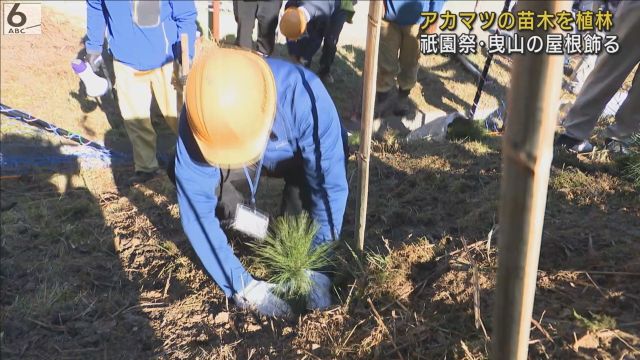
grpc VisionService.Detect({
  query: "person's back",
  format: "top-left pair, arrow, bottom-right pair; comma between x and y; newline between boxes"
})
383,0 -> 445,26
86,0 -> 197,71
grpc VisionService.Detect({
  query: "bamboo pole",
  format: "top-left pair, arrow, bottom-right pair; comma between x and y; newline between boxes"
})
355,1 -> 384,251
493,1 -> 570,359
211,0 -> 220,41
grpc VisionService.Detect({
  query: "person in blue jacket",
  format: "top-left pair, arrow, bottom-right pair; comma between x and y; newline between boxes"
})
376,0 -> 445,117
279,0 -> 355,84
169,45 -> 349,317
85,0 -> 197,185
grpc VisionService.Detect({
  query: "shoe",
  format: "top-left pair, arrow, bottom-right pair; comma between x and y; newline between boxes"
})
233,280 -> 293,318
126,170 -> 157,186
306,271 -> 333,310
319,72 -> 334,84
393,88 -> 412,117
605,138 -> 629,155
555,134 -> 594,154
374,91 -> 392,117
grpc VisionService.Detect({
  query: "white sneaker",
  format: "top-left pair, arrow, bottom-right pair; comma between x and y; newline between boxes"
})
307,271 -> 333,310
233,280 -> 292,318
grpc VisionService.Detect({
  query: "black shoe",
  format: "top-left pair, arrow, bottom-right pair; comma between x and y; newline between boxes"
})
605,138 -> 629,155
555,134 -> 594,153
126,170 -> 157,186
319,72 -> 334,84
393,88 -> 412,117
374,91 -> 392,117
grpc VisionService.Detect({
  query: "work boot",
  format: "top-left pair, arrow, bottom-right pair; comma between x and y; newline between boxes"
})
554,134 -> 594,154
233,280 -> 293,318
306,271 -> 333,310
605,138 -> 630,155
126,170 -> 157,186
393,88 -> 412,117
374,90 -> 391,117
319,71 -> 334,85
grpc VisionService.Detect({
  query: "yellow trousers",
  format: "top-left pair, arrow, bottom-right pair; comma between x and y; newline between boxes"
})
377,20 -> 421,93
113,60 -> 179,173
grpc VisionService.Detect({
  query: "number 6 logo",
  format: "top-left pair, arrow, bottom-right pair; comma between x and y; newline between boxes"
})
7,3 -> 27,27
3,2 -> 41,35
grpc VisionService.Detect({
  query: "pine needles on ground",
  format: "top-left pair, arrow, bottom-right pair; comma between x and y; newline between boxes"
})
250,213 -> 333,312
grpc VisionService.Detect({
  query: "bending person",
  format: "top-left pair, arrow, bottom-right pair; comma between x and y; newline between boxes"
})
170,45 -> 349,317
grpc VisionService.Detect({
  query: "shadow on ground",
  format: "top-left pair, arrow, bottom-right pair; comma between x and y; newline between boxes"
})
0,135 -> 160,358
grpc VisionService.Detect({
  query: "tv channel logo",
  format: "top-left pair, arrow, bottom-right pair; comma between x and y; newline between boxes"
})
3,2 -> 41,35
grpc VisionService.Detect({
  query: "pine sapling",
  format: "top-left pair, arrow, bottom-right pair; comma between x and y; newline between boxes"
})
250,212 -> 333,314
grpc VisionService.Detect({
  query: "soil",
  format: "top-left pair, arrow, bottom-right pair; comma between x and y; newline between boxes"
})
2,7 -> 639,360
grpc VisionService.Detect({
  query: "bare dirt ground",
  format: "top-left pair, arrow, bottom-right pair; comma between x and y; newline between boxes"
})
2,7 -> 639,360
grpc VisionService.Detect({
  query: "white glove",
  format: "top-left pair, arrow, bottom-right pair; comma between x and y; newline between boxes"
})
233,280 -> 292,318
307,271 -> 333,310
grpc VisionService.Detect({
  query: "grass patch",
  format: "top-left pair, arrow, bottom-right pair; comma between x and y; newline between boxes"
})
348,131 -> 361,148
447,119 -> 489,142
551,168 -> 591,190
573,309 -> 617,332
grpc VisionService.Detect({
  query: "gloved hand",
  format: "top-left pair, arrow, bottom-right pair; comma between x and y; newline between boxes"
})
84,52 -> 104,73
306,270 -> 333,310
233,279 -> 293,318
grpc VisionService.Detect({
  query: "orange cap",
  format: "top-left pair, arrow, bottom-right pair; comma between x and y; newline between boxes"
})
185,46 -> 276,168
280,7 -> 307,40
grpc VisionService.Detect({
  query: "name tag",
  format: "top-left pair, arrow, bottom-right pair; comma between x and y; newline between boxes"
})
232,204 -> 269,240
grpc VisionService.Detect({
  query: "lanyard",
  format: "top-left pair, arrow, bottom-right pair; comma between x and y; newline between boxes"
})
243,156 -> 264,207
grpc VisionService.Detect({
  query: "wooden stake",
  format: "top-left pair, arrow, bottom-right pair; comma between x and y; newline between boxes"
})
210,0 -> 220,41
355,1 -> 384,251
493,1 -> 570,359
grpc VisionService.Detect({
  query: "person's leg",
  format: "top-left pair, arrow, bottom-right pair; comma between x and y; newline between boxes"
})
296,20 -> 326,68
168,156 -> 249,225
281,181 -> 312,217
318,10 -> 348,77
376,20 -> 402,94
113,61 -> 158,174
233,0 -> 258,51
562,1 -> 640,141
393,23 -> 421,116
397,23 -> 421,94
280,166 -> 313,216
150,61 -> 179,134
605,68 -> 640,141
255,0 -> 283,56
216,167 -> 250,225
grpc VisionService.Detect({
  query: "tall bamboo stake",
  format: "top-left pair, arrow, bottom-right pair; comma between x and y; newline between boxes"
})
493,1 -> 570,359
355,1 -> 384,251
211,0 -> 220,41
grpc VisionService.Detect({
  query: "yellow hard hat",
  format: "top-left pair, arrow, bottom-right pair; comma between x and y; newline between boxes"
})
280,7 -> 307,40
185,46 -> 276,168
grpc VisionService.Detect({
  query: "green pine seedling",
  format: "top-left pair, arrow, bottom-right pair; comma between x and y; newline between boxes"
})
250,213 -> 333,314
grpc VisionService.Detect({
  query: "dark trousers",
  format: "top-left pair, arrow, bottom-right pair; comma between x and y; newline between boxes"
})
215,164 -> 313,226
287,9 -> 347,75
167,131 -> 349,226
233,0 -> 283,56
166,155 -> 313,226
